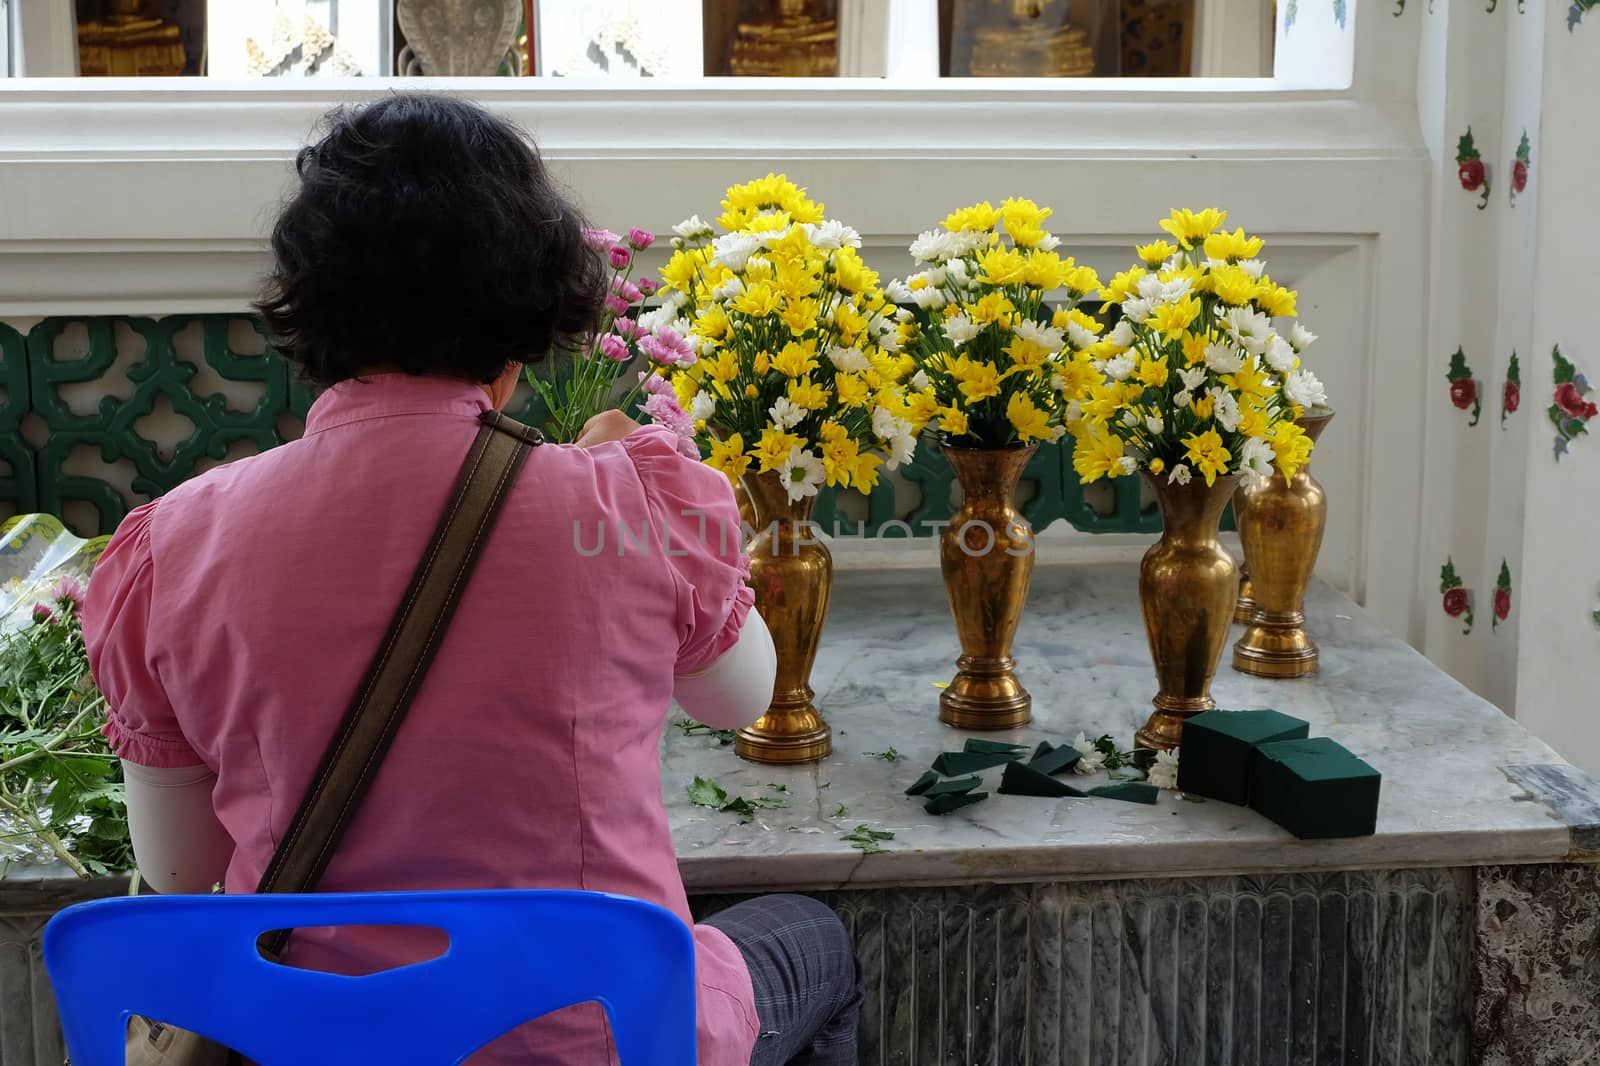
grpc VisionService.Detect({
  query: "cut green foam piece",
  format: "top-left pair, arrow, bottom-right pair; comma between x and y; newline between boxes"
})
998,761 -> 1087,798
931,751 -> 1014,775
904,771 -> 939,797
1027,743 -> 1083,777
1089,782 -> 1160,805
1176,709 -> 1310,806
922,775 -> 983,797
924,791 -> 989,815
1248,738 -> 1381,839
962,738 -> 1030,756
1030,741 -> 1054,762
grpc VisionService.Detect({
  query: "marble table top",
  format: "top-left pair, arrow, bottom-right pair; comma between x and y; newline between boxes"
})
664,562 -> 1600,894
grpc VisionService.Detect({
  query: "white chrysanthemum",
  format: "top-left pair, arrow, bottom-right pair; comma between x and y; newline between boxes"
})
1108,320 -> 1136,348
828,345 -> 871,374
1121,297 -> 1154,324
878,329 -> 903,354
910,287 -> 946,311
1204,342 -> 1245,375
1285,368 -> 1328,408
637,303 -> 677,332
1290,324 -> 1318,353
1222,307 -> 1274,356
948,230 -> 991,257
908,229 -> 954,263
1160,277 -> 1195,304
1168,463 -> 1193,485
712,232 -> 764,272
1048,424 -> 1068,442
1210,388 -> 1242,432
1136,274 -> 1166,300
1064,399 -> 1084,423
1102,354 -> 1137,381
1118,456 -> 1139,475
1035,234 -> 1062,252
1148,749 -> 1180,790
769,396 -> 807,430
886,430 -> 917,471
1066,322 -> 1099,352
946,257 -> 975,289
689,391 -> 716,422
1237,259 -> 1266,278
1179,366 -> 1209,392
1173,390 -> 1193,409
1051,374 -> 1068,391
1122,409 -> 1141,427
672,214 -> 714,242
1264,335 -> 1297,374
872,406 -> 901,441
885,279 -> 915,303
1014,320 -> 1065,352
895,307 -> 915,324
711,277 -> 745,302
1071,732 -> 1107,775
779,447 -> 825,502
945,313 -> 979,345
1146,415 -> 1165,434
911,370 -> 932,392
1239,437 -> 1276,483
805,219 -> 861,251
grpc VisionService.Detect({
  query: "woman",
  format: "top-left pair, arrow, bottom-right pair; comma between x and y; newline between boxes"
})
82,94 -> 861,1066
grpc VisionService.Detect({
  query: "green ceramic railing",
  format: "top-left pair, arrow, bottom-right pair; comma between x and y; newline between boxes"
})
0,315 -> 1164,539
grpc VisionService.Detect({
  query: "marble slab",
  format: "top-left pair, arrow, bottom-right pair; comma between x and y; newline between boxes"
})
664,563 -> 1591,894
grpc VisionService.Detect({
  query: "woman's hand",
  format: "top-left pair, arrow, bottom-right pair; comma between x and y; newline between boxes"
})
575,410 -> 642,447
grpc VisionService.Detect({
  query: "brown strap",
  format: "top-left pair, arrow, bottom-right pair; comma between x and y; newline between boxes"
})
254,410 -> 540,950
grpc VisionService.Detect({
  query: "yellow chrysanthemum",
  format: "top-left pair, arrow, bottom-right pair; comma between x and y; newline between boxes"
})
835,372 -> 871,408
1182,429 -> 1231,486
1236,402 -> 1270,439
1057,355 -> 1103,397
1021,251 -> 1072,290
818,423 -> 859,487
787,377 -> 831,411
1209,265 -> 1260,307
1073,426 -> 1128,483
833,248 -> 879,295
1100,267 -> 1147,308
1256,285 -> 1298,317
1181,333 -> 1210,366
970,292 -> 1017,327
734,283 -> 783,318
673,373 -> 700,412
1149,296 -> 1202,340
848,451 -> 885,491
661,248 -> 708,293
744,210 -> 792,234
906,391 -> 940,426
720,173 -> 824,230
1005,336 -> 1051,370
1203,227 -> 1265,263
744,383 -> 760,399
753,426 -> 807,472
1080,383 -> 1125,422
1063,264 -> 1101,296
955,360 -> 1002,403
771,340 -> 819,378
1136,240 -> 1178,266
832,302 -> 869,346
776,296 -> 821,334
694,304 -> 731,342
999,196 -> 1053,238
1135,357 -> 1170,389
1148,457 -> 1166,475
1158,208 -> 1228,249
1006,392 -> 1054,443
939,405 -> 970,437
978,246 -> 1030,287
1224,359 -> 1273,399
1268,420 -> 1314,483
706,433 -> 752,483
943,201 -> 1000,233
1191,393 -> 1216,420
708,350 -> 740,384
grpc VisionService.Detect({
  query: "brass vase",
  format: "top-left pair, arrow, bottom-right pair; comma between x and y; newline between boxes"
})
1137,472 -> 1242,751
939,444 -> 1038,730
736,471 -> 832,764
1233,409 -> 1334,677
1234,563 -> 1257,624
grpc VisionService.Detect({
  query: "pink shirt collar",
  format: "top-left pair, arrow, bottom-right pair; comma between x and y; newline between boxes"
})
303,373 -> 493,436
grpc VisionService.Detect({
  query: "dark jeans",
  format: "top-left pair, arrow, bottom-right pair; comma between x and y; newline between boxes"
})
704,894 -> 863,1066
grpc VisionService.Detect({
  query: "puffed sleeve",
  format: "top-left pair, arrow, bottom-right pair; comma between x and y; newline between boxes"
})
82,502 -> 206,769
622,426 -> 755,675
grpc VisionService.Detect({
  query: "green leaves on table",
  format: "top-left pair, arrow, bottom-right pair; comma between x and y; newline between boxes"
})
842,824 -> 894,853
673,718 -> 737,746
865,748 -> 902,762
687,775 -> 786,824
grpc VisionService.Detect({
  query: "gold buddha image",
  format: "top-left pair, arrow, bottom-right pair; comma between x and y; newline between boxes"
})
729,0 -> 839,77
953,0 -> 1098,78
76,0 -> 188,77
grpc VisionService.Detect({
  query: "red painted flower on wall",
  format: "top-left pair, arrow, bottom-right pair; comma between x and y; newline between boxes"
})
1502,351 -> 1521,426
1441,558 -> 1474,634
1448,348 -> 1482,426
1549,345 -> 1596,459
1492,561 -> 1512,631
1456,128 -> 1491,210
1510,131 -> 1532,205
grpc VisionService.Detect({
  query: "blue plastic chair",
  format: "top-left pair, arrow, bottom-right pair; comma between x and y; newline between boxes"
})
43,889 -> 698,1065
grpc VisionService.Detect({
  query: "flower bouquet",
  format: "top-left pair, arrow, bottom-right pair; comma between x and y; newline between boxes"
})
653,173 -> 923,763
893,197 -> 1102,729
1066,208 -> 1327,748
523,225 -> 698,452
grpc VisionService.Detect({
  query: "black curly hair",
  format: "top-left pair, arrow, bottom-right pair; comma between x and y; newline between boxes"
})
255,93 -> 606,386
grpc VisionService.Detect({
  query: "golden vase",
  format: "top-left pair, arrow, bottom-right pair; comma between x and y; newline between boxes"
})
736,471 -> 832,764
1234,563 -> 1257,624
939,444 -> 1038,730
1137,472 -> 1241,751
1233,409 -> 1334,678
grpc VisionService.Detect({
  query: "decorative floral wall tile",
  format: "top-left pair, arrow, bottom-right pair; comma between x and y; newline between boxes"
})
1549,346 -> 1596,459
1394,0 -> 1405,14
1449,348 -> 1483,425
1510,131 -> 1532,205
1571,0 -> 1598,30
1442,558 -> 1474,634
1493,561 -> 1512,630
1457,129 -> 1492,210
1503,351 -> 1521,426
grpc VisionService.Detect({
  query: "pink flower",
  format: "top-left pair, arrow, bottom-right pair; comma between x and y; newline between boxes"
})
583,228 -> 622,251
641,390 -> 700,459
613,317 -> 644,340
637,278 -> 659,296
628,228 -> 656,252
31,603 -> 53,624
597,334 -> 630,362
49,576 -> 85,611
610,278 -> 643,303
605,294 -> 631,317
609,247 -> 632,270
639,326 -> 696,368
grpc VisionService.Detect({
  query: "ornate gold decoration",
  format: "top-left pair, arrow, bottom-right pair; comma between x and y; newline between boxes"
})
1233,409 -> 1334,678
939,444 -> 1037,731
1137,472 -> 1241,751
736,471 -> 832,764
1234,563 -> 1257,624
729,0 -> 839,77
396,0 -> 524,76
963,0 -> 1095,77
77,0 -> 186,77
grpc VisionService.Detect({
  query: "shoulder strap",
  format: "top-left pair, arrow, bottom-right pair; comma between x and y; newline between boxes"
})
255,410 -> 542,926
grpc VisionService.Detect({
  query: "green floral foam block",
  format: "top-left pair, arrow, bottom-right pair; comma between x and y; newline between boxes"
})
1175,709 -> 1310,806
1248,738 -> 1381,840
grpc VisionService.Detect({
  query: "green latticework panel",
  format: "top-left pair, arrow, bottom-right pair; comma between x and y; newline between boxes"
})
5,313 -> 1171,538
0,322 -> 36,519
27,316 -> 314,536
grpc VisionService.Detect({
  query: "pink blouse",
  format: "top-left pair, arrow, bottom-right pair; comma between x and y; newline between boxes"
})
83,374 -> 759,1065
